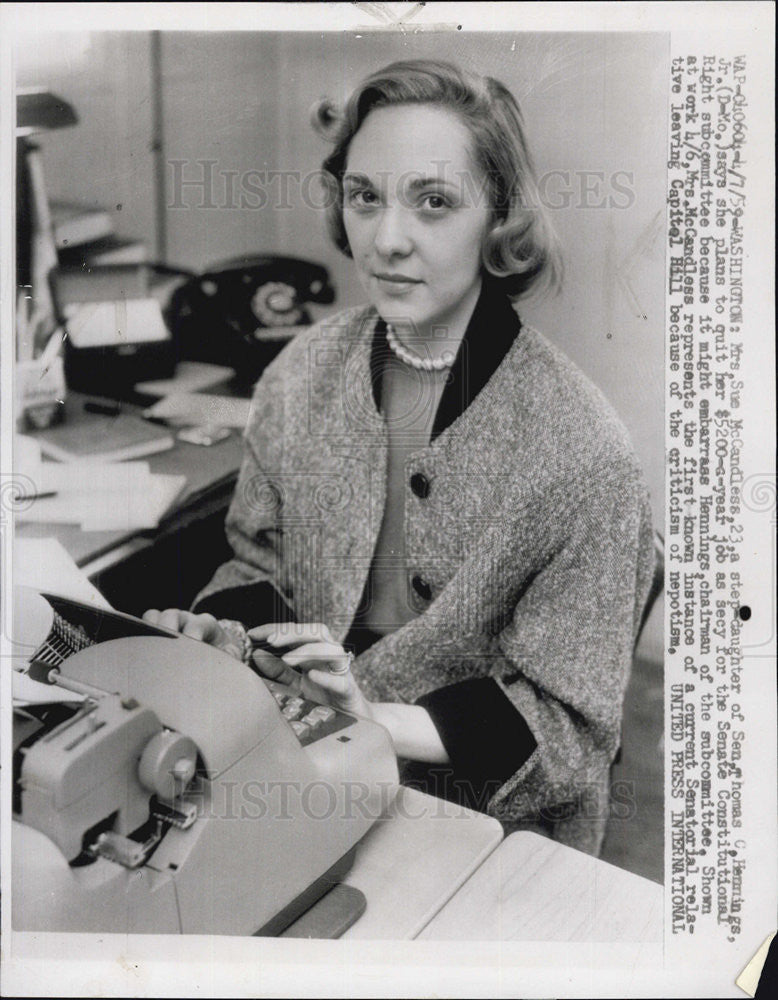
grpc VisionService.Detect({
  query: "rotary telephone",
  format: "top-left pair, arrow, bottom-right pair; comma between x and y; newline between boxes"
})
165,255 -> 336,387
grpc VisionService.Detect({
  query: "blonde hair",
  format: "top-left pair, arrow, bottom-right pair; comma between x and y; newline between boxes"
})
312,59 -> 562,298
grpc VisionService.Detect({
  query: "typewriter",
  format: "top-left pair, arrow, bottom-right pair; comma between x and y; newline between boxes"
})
11,587 -> 398,936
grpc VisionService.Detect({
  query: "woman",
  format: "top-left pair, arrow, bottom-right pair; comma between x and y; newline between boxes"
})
145,60 -> 655,855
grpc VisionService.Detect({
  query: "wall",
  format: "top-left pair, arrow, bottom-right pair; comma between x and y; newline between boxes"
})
16,30 -> 667,528
15,32 -> 156,248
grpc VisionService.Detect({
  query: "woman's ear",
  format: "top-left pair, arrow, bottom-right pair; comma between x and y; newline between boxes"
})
310,97 -> 340,138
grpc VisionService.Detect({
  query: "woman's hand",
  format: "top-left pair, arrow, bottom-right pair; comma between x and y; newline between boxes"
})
142,608 -> 245,662
247,622 -> 373,718
251,622 -> 449,762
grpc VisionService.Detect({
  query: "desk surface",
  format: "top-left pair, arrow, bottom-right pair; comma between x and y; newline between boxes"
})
284,789 -> 663,942
340,786 -> 504,940
418,830 -> 663,942
18,394 -> 244,570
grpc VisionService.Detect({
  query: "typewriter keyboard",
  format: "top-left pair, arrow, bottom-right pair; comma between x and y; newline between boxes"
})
269,687 -> 356,747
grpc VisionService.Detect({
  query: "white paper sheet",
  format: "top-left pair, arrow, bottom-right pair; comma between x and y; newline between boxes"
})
135,360 -> 233,397
11,540 -> 106,703
14,439 -> 185,529
14,537 -> 113,609
142,392 -> 252,429
63,298 -> 169,347
15,472 -> 186,529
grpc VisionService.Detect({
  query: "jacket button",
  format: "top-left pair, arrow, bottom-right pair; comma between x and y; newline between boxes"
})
411,574 -> 432,601
410,472 -> 430,498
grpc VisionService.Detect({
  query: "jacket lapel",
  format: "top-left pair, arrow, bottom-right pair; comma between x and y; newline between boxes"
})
297,313 -> 388,641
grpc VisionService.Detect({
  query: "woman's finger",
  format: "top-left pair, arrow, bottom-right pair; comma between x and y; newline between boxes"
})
249,650 -> 301,688
303,669 -> 372,718
181,613 -> 219,642
246,623 -> 281,641
155,608 -> 187,633
249,622 -> 333,649
280,640 -> 346,669
306,667 -> 352,696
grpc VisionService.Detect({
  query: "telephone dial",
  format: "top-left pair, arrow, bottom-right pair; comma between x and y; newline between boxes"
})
164,255 -> 336,387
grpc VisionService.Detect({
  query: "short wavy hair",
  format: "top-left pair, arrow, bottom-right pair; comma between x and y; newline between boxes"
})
312,59 -> 562,299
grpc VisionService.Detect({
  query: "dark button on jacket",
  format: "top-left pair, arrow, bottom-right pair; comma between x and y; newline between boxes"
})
410,472 -> 431,498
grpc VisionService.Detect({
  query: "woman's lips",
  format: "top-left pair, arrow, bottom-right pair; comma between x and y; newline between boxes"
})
372,273 -> 423,293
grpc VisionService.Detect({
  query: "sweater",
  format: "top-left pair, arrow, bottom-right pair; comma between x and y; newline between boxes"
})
193,284 -> 655,855
353,341 -> 450,636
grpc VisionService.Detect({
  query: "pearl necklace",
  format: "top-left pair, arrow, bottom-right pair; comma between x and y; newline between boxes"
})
385,322 -> 455,372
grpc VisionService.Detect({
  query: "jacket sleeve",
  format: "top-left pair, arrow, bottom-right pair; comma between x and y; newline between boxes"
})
191,374 -> 297,628
408,461 -> 656,837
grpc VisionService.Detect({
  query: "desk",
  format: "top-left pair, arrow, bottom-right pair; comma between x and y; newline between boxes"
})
280,787 -> 503,940
17,393 -> 244,613
283,790 -> 663,942
418,831 -> 663,942
340,787 -> 503,940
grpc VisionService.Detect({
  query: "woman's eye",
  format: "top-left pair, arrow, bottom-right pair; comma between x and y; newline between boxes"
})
419,193 -> 451,212
347,189 -> 378,208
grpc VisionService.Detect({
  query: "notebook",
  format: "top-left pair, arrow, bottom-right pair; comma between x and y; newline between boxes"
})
36,414 -> 174,463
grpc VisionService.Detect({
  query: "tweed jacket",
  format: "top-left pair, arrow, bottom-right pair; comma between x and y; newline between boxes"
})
194,290 -> 655,855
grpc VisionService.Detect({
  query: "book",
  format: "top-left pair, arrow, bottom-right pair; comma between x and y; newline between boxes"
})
36,414 -> 174,463
54,263 -> 150,305
15,436 -> 187,529
58,235 -> 148,267
50,200 -> 114,250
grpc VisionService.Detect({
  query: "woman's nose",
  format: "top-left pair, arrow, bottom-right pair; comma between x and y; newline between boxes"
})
372,206 -> 413,258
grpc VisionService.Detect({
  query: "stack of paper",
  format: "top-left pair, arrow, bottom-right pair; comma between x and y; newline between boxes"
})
14,436 -> 186,531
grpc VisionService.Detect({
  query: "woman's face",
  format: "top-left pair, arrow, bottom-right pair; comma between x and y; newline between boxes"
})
342,103 -> 492,338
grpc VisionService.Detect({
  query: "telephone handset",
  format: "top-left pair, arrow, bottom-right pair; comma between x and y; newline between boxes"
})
165,255 -> 336,387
